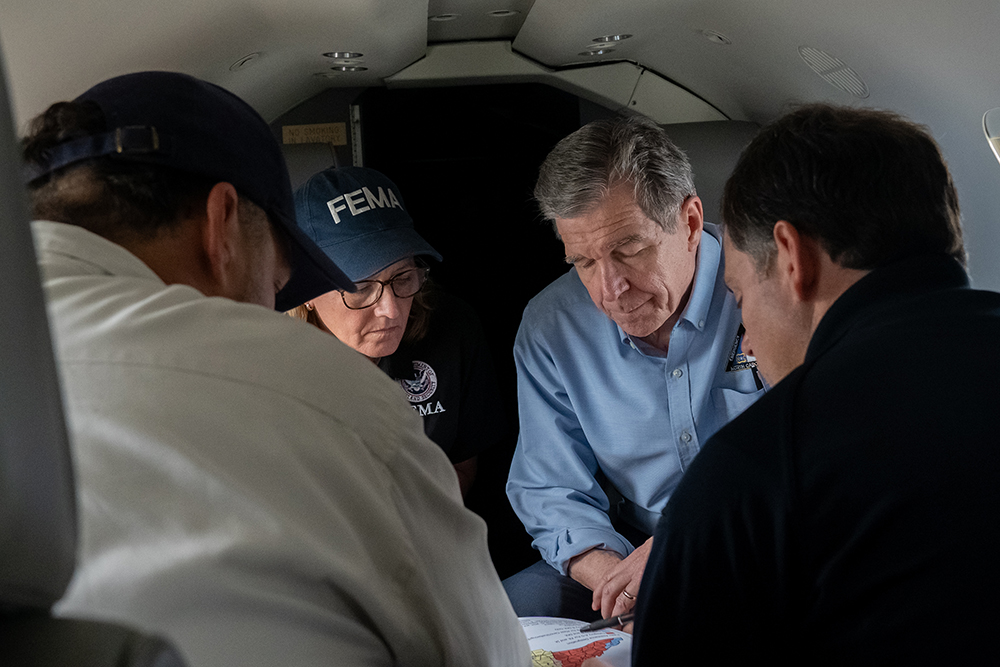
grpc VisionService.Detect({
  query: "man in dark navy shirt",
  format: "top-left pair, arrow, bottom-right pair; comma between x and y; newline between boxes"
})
633,104 -> 1000,665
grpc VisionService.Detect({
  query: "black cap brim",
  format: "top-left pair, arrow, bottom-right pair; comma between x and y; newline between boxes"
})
274,211 -> 356,312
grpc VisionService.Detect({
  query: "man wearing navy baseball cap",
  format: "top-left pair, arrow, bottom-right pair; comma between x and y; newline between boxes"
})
24,71 -> 529,667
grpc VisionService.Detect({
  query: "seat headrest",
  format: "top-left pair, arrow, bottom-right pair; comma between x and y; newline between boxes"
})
0,53 -> 77,612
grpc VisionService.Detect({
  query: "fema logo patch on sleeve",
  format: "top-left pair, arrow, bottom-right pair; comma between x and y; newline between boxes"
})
398,360 -> 438,403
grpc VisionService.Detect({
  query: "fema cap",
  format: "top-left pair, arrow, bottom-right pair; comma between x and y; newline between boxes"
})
24,70 -> 354,311
293,166 -> 442,281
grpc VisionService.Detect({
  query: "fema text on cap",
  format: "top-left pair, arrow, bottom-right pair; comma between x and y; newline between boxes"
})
327,186 -> 402,224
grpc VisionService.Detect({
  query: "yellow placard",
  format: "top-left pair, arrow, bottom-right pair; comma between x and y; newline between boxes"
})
282,122 -> 348,146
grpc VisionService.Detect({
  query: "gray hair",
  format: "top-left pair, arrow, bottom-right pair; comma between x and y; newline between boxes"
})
534,114 -> 696,234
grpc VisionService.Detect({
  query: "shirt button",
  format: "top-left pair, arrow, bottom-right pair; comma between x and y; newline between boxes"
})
680,430 -> 692,443
671,368 -> 683,379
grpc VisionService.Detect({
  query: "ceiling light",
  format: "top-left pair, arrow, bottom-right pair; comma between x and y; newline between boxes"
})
323,52 -> 363,59
429,13 -> 460,21
592,34 -> 632,43
579,48 -> 615,56
329,66 -> 368,73
487,10 -> 520,17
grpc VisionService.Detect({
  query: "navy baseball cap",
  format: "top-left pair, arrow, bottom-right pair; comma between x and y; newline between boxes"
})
23,70 -> 354,311
293,167 -> 442,282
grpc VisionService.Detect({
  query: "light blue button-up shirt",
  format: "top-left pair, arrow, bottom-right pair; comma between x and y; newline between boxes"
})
506,225 -> 764,574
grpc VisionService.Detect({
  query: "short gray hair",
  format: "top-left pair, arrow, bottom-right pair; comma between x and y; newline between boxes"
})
534,114 -> 695,234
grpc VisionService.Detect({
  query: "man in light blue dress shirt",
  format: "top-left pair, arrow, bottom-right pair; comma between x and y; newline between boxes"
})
504,114 -> 765,622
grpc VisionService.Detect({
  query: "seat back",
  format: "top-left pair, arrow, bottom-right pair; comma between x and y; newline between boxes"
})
0,43 -> 187,667
0,39 -> 76,617
661,120 -> 760,225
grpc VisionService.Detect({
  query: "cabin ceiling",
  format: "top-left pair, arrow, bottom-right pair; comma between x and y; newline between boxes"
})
1,0 -> 999,289
4,0 -> 998,128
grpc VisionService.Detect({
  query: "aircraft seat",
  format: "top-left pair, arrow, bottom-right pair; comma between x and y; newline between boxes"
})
660,120 -> 761,225
0,41 -> 187,667
0,421 -> 189,666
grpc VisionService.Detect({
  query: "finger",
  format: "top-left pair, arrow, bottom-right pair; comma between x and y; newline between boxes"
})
611,596 -> 627,618
598,577 -> 628,617
599,575 -> 624,617
591,581 -> 605,612
599,582 -> 615,617
611,587 -> 634,617
610,575 -> 641,617
602,577 -> 633,618
611,592 -> 634,618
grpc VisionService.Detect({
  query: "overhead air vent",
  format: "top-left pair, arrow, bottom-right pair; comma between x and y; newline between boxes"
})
798,46 -> 869,99
229,53 -> 261,72
701,30 -> 732,46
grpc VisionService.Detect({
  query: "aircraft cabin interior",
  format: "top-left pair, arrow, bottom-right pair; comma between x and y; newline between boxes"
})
1,0 -> 998,663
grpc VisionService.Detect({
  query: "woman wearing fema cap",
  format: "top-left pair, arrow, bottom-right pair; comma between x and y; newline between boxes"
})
288,166 -> 504,498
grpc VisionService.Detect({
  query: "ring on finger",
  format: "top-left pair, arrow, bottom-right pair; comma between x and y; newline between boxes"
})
621,589 -> 636,601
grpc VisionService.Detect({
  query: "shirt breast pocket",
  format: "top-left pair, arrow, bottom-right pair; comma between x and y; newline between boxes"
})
711,386 -> 763,420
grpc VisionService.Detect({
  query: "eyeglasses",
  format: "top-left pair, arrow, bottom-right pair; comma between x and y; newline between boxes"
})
340,267 -> 429,310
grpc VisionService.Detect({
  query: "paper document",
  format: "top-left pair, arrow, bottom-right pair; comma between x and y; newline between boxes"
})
519,616 -> 631,667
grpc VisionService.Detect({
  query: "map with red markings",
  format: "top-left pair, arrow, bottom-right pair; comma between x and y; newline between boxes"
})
531,636 -> 624,666
519,617 -> 631,667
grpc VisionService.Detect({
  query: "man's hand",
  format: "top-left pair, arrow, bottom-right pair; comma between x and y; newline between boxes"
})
591,537 -> 653,618
567,548 -> 624,593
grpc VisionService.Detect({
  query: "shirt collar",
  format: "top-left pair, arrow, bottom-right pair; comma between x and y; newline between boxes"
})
31,220 -> 166,284
804,253 -> 969,365
617,222 -> 723,346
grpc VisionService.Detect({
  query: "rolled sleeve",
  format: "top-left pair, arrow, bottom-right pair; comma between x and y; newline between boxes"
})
507,231 -> 764,576
506,304 -> 634,573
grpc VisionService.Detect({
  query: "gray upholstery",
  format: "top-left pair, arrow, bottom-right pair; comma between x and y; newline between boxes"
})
661,120 -> 760,225
0,42 -> 76,614
0,43 -> 188,667
1,616 -> 187,667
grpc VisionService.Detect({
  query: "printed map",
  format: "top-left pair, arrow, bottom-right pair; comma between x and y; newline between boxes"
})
519,617 -> 631,667
531,636 -> 625,666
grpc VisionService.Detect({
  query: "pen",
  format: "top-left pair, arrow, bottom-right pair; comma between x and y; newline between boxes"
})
579,612 -> 635,632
